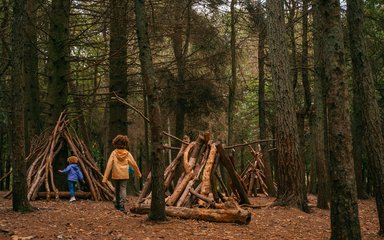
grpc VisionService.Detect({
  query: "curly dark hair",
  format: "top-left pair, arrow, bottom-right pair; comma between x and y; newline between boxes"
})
112,135 -> 129,149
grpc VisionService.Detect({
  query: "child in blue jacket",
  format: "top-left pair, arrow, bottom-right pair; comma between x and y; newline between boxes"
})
59,156 -> 84,202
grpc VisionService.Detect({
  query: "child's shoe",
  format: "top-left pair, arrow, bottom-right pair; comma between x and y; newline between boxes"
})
69,197 -> 76,202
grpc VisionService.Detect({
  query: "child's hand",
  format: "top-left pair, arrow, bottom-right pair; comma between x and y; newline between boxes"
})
58,170 -> 63,173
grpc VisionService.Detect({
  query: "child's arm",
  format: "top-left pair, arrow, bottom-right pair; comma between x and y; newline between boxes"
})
59,165 -> 71,174
102,151 -> 115,182
127,152 -> 142,178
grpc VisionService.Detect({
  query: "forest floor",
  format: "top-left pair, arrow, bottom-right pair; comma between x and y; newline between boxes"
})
0,192 -> 380,240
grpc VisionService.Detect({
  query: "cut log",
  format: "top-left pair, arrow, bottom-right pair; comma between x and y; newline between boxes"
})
130,205 -> 252,225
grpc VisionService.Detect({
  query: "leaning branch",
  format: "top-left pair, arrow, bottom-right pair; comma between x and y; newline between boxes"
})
112,92 -> 150,123
225,139 -> 275,149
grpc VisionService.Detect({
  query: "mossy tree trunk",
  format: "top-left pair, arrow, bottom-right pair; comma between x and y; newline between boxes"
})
318,0 -> 362,238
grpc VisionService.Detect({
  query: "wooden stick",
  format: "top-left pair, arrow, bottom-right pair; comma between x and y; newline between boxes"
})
113,92 -> 150,123
0,170 -> 12,182
224,139 -> 275,149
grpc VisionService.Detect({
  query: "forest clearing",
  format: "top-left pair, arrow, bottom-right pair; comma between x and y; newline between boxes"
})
0,193 -> 380,240
2,0 -> 384,239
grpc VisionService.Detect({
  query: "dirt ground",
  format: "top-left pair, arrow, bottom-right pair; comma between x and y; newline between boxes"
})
0,192 -> 381,240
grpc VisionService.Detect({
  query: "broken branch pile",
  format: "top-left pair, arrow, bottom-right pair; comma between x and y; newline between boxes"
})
26,113 -> 114,201
240,143 -> 269,197
133,133 -> 253,224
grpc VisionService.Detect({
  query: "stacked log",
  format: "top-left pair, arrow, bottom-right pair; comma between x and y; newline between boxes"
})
26,112 -> 114,201
134,133 -> 252,224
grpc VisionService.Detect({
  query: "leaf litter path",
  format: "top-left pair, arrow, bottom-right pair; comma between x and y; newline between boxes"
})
0,193 -> 380,240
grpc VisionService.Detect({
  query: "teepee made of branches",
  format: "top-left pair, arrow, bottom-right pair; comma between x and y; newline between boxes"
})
26,112 -> 114,201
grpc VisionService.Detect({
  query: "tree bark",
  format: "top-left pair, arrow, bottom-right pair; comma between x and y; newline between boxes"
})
216,143 -> 250,204
46,0 -> 70,127
108,0 -> 128,154
228,0 -> 237,145
318,0 -> 362,238
134,0 -> 166,221
10,0 -> 34,212
24,0 -> 41,149
266,0 -> 308,212
172,1 -> 191,140
131,205 -> 251,225
312,0 -> 330,209
347,0 -> 384,234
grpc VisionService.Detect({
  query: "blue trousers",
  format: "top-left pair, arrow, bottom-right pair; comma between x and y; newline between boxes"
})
68,180 -> 76,198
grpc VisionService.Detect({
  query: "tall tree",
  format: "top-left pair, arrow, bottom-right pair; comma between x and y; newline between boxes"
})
312,0 -> 330,209
347,0 -> 384,234
46,0 -> 71,126
257,17 -> 275,197
318,0 -> 362,238
266,0 -> 308,212
171,0 -> 191,139
134,0 -> 166,221
228,0 -> 237,145
24,0 -> 41,149
108,0 -> 128,153
245,0 -> 276,197
10,0 -> 34,212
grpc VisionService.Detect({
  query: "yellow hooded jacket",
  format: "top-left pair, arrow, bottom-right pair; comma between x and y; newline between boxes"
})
102,149 -> 142,182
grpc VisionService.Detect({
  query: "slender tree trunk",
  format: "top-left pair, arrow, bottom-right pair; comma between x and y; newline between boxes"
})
134,0 -> 166,221
0,129 -> 3,190
46,0 -> 70,127
258,29 -> 275,197
10,0 -> 34,212
228,0 -> 237,145
24,0 -> 41,150
312,0 -> 330,209
108,0 -> 128,153
318,0 -> 362,238
46,0 -> 71,190
347,0 -> 384,234
266,0 -> 308,212
172,1 -> 190,140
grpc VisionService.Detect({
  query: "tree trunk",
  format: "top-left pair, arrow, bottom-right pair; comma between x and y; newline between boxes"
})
228,0 -> 237,145
318,0 -> 362,238
172,1 -> 190,140
134,0 -> 166,221
10,0 -> 34,212
312,0 -> 329,209
347,0 -> 384,234
108,0 -> 128,154
24,0 -> 41,150
266,0 -> 308,212
46,0 -> 70,127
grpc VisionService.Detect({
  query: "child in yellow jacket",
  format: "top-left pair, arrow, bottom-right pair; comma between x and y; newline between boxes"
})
102,135 -> 142,211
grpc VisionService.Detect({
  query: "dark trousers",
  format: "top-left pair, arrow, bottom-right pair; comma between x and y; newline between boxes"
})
114,179 -> 127,209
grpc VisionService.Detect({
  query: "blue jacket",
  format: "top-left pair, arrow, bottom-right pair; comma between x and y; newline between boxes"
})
62,164 -> 84,182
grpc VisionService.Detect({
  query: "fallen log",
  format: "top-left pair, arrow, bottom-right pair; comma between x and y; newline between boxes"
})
130,205 -> 251,225
36,191 -> 91,199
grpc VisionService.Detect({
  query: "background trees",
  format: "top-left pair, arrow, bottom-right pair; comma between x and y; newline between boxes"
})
1,0 -> 384,235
